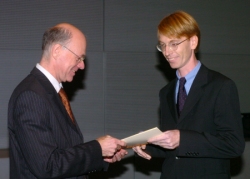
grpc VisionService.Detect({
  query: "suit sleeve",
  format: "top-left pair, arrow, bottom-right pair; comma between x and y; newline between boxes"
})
178,79 -> 245,158
13,91 -> 108,178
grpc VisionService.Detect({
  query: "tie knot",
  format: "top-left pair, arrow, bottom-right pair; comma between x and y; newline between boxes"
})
179,77 -> 186,86
59,88 -> 67,99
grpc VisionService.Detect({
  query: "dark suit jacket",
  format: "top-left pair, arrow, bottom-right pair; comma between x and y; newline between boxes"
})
146,64 -> 245,179
8,67 -> 108,179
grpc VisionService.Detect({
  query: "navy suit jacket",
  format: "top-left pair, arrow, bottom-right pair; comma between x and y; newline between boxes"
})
146,64 -> 245,179
8,67 -> 108,179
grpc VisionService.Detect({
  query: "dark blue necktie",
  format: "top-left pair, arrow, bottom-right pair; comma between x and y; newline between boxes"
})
177,77 -> 187,116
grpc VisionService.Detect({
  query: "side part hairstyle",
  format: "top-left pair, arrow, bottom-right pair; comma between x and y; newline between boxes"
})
158,11 -> 200,52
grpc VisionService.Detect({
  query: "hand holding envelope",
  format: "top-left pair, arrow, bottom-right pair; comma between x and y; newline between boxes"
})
97,135 -> 128,163
148,129 -> 180,149
121,127 -> 163,148
125,128 -> 180,160
122,127 -> 162,160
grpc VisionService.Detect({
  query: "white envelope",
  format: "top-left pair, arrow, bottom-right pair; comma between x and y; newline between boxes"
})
121,127 -> 162,148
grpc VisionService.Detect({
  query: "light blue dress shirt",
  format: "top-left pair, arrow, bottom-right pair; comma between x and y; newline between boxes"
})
175,61 -> 201,103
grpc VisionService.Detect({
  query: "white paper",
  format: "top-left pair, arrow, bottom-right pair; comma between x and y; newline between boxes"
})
121,127 -> 162,148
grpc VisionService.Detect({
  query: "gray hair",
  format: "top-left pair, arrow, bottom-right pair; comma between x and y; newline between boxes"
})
41,26 -> 72,57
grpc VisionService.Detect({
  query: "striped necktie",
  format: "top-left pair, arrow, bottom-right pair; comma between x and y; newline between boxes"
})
58,88 -> 75,124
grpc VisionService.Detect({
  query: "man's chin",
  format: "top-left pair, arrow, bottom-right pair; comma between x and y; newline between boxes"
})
65,77 -> 74,82
169,63 -> 178,69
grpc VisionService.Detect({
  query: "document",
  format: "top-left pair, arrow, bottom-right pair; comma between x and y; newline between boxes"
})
122,127 -> 162,148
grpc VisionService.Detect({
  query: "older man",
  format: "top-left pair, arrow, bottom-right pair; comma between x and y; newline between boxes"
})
8,23 -> 127,179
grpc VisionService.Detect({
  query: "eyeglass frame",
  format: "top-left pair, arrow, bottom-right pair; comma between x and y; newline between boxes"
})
156,38 -> 189,52
61,45 -> 85,63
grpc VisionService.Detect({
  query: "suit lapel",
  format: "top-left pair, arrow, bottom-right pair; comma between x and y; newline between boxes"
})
167,79 -> 179,121
48,92 -> 83,139
30,67 -> 82,135
178,65 -> 208,123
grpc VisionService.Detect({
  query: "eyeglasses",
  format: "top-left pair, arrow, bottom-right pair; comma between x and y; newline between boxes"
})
62,45 -> 85,63
156,38 -> 188,52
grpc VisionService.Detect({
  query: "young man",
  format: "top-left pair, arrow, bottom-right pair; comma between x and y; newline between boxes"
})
133,11 -> 245,179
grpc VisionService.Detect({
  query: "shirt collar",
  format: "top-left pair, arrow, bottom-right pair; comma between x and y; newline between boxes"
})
176,61 -> 201,81
36,63 -> 62,93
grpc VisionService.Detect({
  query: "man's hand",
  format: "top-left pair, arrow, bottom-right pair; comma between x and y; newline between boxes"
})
103,149 -> 128,163
132,145 -> 151,160
148,130 -> 180,149
97,135 -> 126,157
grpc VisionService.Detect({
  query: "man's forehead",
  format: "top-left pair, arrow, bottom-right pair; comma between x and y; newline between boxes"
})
158,35 -> 183,41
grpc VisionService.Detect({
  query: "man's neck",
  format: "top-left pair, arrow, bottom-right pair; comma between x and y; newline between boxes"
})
177,55 -> 198,77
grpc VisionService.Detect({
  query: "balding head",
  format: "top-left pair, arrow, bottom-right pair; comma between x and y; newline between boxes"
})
40,23 -> 86,83
41,23 -> 86,59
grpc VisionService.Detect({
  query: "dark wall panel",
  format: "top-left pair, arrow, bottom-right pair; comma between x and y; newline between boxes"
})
69,52 -> 105,142
0,1 -> 104,51
105,52 -> 166,139
0,49 -> 40,148
105,0 -> 249,55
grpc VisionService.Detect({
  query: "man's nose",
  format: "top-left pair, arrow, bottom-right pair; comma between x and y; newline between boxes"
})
77,61 -> 85,70
163,45 -> 173,57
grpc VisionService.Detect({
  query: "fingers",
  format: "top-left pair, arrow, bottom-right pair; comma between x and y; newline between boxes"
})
147,130 -> 180,149
141,144 -> 146,150
117,140 -> 126,148
97,135 -> 127,157
115,149 -> 128,161
103,157 -> 113,163
133,145 -> 151,160
147,133 -> 163,143
103,149 -> 128,163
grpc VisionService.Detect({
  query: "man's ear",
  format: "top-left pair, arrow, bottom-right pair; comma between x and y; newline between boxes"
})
190,35 -> 198,50
51,44 -> 62,60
